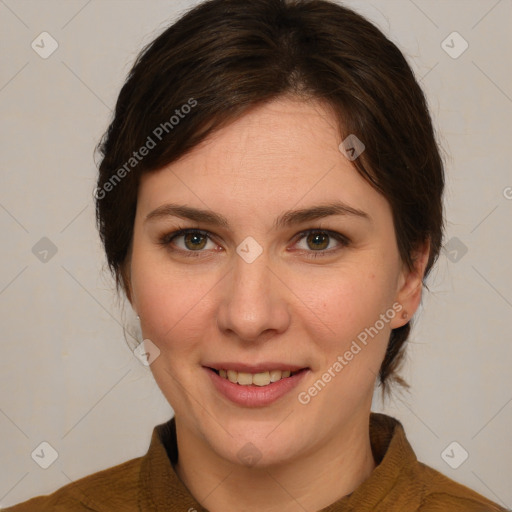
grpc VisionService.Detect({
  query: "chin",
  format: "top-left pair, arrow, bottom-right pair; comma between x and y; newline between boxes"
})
211,426 -> 305,469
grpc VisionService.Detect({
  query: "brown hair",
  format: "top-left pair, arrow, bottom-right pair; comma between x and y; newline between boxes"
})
95,0 -> 444,394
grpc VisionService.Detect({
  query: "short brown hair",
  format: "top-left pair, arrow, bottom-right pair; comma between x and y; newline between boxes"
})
95,0 -> 445,393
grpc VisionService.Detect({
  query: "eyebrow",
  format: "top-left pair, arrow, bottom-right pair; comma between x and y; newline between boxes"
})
144,201 -> 370,229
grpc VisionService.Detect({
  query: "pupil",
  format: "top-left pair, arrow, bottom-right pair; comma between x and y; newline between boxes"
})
308,232 -> 328,250
185,233 -> 206,250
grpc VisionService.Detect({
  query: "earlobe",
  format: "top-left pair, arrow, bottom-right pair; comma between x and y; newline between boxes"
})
390,240 -> 430,329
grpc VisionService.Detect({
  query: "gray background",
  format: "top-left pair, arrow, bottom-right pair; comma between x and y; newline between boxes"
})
1,0 -> 511,508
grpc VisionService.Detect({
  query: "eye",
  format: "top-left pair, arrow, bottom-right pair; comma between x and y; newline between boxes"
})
159,228 -> 217,257
293,229 -> 350,258
159,227 -> 350,259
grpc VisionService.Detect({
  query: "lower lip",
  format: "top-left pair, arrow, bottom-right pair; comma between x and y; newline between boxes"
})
204,367 -> 309,407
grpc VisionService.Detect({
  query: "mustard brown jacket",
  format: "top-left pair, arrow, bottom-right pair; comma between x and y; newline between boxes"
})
4,413 -> 508,511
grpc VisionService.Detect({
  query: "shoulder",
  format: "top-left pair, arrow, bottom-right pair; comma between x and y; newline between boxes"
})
365,414 -> 508,512
3,456 -> 143,512
409,460 -> 507,511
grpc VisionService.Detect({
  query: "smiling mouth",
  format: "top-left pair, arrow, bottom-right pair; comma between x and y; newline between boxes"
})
208,367 -> 306,386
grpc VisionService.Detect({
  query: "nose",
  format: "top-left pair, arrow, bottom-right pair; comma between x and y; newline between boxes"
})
216,249 -> 291,343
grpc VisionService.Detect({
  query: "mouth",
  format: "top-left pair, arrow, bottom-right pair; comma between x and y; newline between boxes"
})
206,367 -> 308,387
204,364 -> 310,407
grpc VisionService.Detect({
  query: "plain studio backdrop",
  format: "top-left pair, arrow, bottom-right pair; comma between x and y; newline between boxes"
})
0,0 -> 511,508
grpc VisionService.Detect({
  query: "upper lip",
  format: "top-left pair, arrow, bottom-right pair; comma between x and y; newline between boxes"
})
204,362 -> 308,373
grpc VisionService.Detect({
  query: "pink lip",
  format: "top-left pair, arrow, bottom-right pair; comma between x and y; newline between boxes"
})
204,366 -> 309,407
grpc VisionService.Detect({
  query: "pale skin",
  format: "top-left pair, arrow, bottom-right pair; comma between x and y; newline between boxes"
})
124,96 -> 429,512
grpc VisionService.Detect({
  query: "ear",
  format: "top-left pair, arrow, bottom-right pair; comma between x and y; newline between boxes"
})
389,239 -> 430,329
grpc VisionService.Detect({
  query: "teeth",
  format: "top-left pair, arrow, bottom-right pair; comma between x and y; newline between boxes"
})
216,368 -> 296,386
252,372 -> 271,386
270,370 -> 282,382
237,372 -> 254,385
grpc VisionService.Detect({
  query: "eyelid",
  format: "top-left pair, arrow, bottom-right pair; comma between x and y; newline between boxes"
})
291,229 -> 350,256
159,228 -> 215,253
159,227 -> 350,258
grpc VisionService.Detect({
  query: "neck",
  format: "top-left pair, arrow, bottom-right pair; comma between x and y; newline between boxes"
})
174,413 -> 376,512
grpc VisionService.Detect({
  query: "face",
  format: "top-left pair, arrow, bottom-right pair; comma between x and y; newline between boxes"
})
126,96 -> 425,467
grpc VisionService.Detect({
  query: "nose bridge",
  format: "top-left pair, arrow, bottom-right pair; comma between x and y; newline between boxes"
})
233,247 -> 270,298
231,246 -> 273,315
231,234 -> 271,295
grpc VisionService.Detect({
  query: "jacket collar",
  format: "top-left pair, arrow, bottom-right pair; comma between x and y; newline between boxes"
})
137,413 -> 416,511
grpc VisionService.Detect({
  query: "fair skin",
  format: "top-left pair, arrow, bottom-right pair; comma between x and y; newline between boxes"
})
124,96 -> 429,512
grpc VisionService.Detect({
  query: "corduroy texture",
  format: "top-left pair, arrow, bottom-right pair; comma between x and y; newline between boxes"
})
5,414 -> 506,512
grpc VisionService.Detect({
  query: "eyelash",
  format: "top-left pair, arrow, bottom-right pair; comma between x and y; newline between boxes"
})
158,227 -> 351,259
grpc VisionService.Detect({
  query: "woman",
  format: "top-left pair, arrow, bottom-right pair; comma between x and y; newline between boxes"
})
5,0 -> 507,510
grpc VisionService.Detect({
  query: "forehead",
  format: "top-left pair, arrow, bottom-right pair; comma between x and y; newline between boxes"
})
156,98 -> 339,181
136,97 -> 390,224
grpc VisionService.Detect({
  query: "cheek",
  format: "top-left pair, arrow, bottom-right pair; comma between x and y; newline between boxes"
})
130,254 -> 213,355
299,266 -> 394,337
295,269 -> 397,397
292,270 -> 395,412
